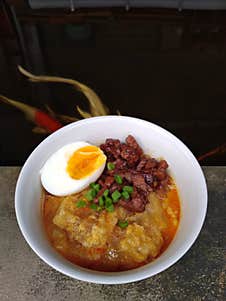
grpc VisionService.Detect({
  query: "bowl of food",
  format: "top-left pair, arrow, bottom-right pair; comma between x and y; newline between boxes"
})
15,116 -> 207,284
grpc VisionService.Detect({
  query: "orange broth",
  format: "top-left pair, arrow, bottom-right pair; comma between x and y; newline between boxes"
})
42,184 -> 180,272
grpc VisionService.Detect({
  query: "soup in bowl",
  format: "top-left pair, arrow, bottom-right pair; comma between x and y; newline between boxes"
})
15,116 -> 207,284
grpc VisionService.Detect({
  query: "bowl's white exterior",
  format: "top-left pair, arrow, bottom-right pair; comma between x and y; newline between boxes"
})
15,116 -> 207,284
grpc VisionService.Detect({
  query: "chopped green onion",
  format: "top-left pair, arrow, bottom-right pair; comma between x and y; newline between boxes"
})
98,196 -> 104,207
76,200 -> 86,208
90,203 -> 98,210
106,204 -> 114,212
85,189 -> 96,201
114,174 -> 123,184
122,191 -> 130,200
103,189 -> 109,197
97,206 -> 102,212
90,182 -> 96,189
123,185 -> 133,194
111,190 -> 121,203
107,162 -> 115,170
105,197 -> 112,207
105,197 -> 114,212
90,183 -> 101,192
117,220 -> 128,229
94,184 -> 100,192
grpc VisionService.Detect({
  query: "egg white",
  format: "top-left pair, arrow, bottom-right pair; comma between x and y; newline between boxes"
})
40,142 -> 106,196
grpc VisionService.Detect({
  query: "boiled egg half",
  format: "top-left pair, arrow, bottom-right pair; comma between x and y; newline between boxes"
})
40,142 -> 106,196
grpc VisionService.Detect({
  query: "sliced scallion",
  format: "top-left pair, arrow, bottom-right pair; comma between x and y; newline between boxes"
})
117,220 -> 128,228
98,196 -> 104,207
90,183 -> 101,192
103,189 -> 109,197
76,200 -> 86,208
105,197 -> 113,207
85,189 -> 96,201
106,204 -> 114,212
114,174 -> 123,184
107,162 -> 115,170
111,190 -> 121,203
122,191 -> 130,200
90,203 -> 98,210
122,185 -> 133,194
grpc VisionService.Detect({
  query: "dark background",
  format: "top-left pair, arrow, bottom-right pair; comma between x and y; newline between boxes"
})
0,2 -> 226,165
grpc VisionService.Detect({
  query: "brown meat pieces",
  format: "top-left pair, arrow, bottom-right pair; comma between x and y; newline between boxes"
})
101,136 -> 143,168
98,135 -> 170,213
114,158 -> 128,170
100,139 -> 121,160
119,188 -> 147,212
136,158 -> 148,171
119,198 -> 146,213
120,144 -> 140,167
158,160 -> 168,169
109,183 -> 122,194
144,158 -> 158,171
104,176 -> 115,187
131,174 -> 151,192
126,135 -> 143,156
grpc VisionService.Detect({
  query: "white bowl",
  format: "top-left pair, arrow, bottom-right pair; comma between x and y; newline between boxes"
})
15,116 -> 207,284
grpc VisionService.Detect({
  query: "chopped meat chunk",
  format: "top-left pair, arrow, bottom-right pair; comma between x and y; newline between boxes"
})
114,158 -> 128,170
120,144 -> 140,166
144,158 -> 158,171
118,170 -> 132,183
98,135 -> 170,212
109,183 -> 121,194
155,169 -> 167,180
119,187 -> 147,212
158,160 -> 168,169
136,158 -> 148,171
119,198 -> 146,213
125,135 -> 143,155
100,139 -> 121,160
132,174 -> 150,192
105,176 -> 115,187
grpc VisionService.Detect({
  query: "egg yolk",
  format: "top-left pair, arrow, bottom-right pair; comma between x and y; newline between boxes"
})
67,146 -> 106,180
